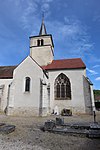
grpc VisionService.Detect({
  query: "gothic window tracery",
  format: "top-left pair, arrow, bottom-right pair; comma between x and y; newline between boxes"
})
54,73 -> 71,100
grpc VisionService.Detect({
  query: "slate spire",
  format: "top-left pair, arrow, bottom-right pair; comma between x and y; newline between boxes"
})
39,14 -> 47,35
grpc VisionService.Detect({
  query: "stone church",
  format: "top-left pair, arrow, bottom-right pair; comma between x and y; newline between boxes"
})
0,19 -> 95,116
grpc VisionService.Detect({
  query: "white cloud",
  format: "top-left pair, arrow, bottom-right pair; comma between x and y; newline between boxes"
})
87,68 -> 98,75
7,0 -> 94,59
11,0 -> 53,30
93,65 -> 100,68
42,0 -> 53,2
46,17 -> 94,58
93,14 -> 100,22
95,77 -> 100,81
41,3 -> 50,12
86,53 -> 100,63
21,1 -> 38,29
41,0 -> 53,15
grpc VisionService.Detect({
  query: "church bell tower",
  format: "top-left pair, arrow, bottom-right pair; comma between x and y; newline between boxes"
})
29,17 -> 54,66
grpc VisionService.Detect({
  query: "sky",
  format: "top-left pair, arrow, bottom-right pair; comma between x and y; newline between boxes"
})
0,0 -> 100,89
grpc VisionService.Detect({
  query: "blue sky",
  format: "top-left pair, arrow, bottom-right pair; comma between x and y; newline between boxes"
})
0,0 -> 100,89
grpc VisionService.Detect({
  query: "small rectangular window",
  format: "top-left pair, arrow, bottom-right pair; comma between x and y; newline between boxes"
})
25,77 -> 30,92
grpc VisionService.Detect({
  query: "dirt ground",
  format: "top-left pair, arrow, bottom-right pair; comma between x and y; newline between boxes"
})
0,111 -> 100,150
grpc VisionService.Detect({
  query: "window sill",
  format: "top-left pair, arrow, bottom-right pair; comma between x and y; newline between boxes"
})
55,98 -> 71,100
24,91 -> 30,94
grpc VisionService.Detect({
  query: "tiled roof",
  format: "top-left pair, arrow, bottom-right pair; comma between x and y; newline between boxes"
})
42,58 -> 86,70
0,66 -> 17,79
0,58 -> 86,79
95,95 -> 100,101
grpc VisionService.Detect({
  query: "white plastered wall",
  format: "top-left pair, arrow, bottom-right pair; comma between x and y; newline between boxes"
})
8,56 -> 46,116
83,76 -> 93,114
48,69 -> 86,114
30,46 -> 53,66
30,36 -> 54,66
30,36 -> 53,47
0,79 -> 12,112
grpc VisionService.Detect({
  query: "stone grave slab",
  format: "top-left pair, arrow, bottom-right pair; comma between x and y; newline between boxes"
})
0,124 -> 16,134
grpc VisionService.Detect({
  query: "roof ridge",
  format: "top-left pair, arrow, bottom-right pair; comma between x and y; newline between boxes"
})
42,58 -> 86,70
29,56 -> 48,78
53,58 -> 81,61
0,65 -> 17,67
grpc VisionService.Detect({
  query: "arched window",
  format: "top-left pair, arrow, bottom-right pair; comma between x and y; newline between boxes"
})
25,77 -> 31,92
54,73 -> 71,100
41,39 -> 44,46
57,83 -> 60,98
37,39 -> 40,46
37,39 -> 44,46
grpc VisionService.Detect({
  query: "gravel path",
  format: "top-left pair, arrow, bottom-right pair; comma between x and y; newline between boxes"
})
0,137 -> 50,150
0,112 -> 100,150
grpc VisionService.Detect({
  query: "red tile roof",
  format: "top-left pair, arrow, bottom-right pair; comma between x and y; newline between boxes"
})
42,58 -> 86,70
0,66 -> 17,79
0,58 -> 86,79
95,96 -> 100,101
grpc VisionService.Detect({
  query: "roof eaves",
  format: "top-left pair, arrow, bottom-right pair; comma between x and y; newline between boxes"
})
0,77 -> 13,79
29,56 -> 48,79
84,76 -> 93,85
43,67 -> 86,71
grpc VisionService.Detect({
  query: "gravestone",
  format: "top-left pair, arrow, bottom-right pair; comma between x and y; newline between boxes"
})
44,120 -> 56,130
0,124 -> 15,134
54,106 -> 59,115
56,118 -> 64,125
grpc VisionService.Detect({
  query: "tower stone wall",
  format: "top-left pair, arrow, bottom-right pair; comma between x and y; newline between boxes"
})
30,35 -> 54,66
